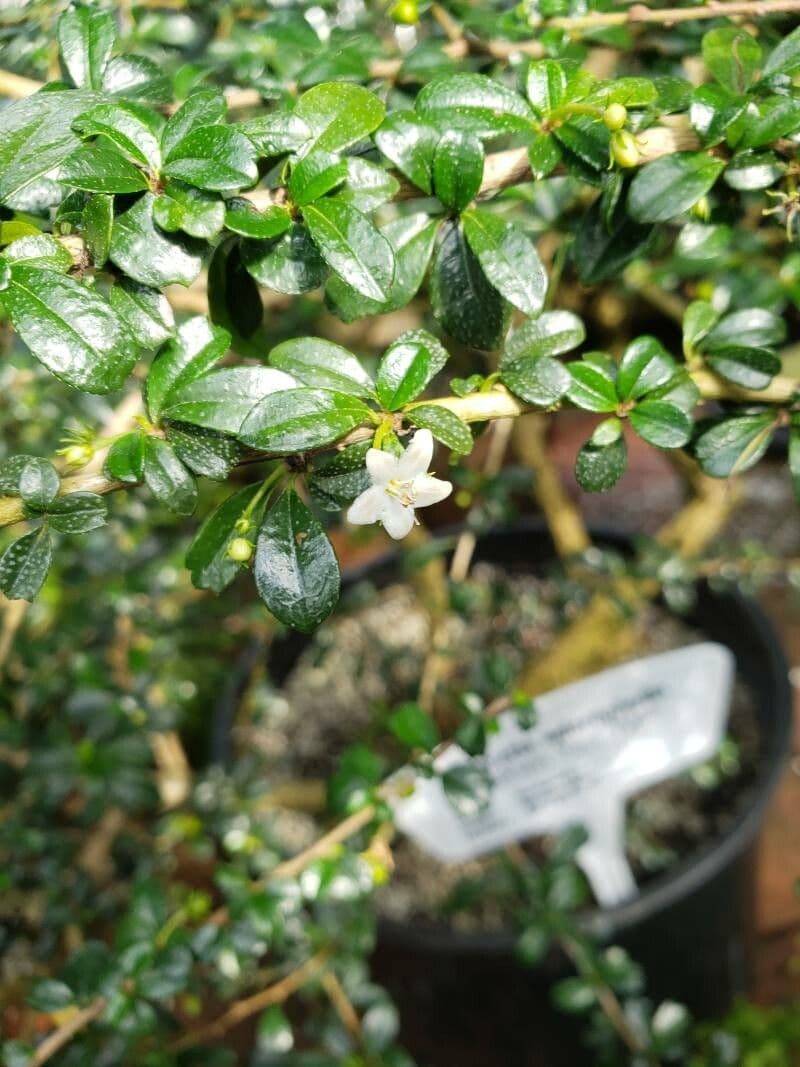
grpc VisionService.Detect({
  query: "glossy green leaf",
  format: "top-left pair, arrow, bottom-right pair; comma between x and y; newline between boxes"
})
694,413 -> 775,476
161,89 -> 226,159
57,5 -> 115,89
242,223 -> 326,295
628,153 -> 725,223
375,112 -> 438,194
416,74 -> 535,138
572,194 -> 654,285
163,125 -> 259,192
110,278 -> 175,349
566,360 -> 619,412
617,336 -> 676,400
690,84 -> 746,144
186,482 -> 267,592
162,366 -> 296,434
376,329 -> 450,409
442,763 -> 491,817
142,437 -> 197,514
59,143 -> 149,193
153,181 -> 225,239
575,433 -> 628,492
293,82 -> 385,155
166,423 -> 241,480
145,316 -> 230,422
526,60 -> 568,117
288,150 -> 348,207
255,489 -> 340,632
430,220 -> 509,350
0,455 -> 41,494
504,310 -> 586,362
207,239 -> 265,355
19,458 -> 59,509
704,346 -> 781,390
629,400 -> 692,448
682,300 -> 719,353
432,131 -> 483,212
238,388 -> 371,453
326,213 -> 439,322
554,117 -> 609,177
462,208 -> 547,315
499,354 -> 570,408
46,492 -> 108,533
101,54 -> 170,103
73,101 -> 163,169
0,89 -> 103,201
83,193 -> 114,268
1,234 -> 72,273
705,307 -> 786,349
304,198 -> 394,302
28,979 -> 74,1014
337,158 -> 400,211
1,263 -> 136,392
407,404 -> 473,454
241,112 -> 311,158
308,441 -> 371,511
723,150 -> 784,191
103,431 -> 145,483
110,193 -> 205,288
763,25 -> 800,76
0,527 -> 52,601
702,27 -> 761,93
269,337 -> 374,397
224,198 -> 292,240
388,702 -> 440,751
739,95 -> 800,149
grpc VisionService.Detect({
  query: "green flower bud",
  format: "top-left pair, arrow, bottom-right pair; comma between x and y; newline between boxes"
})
611,129 -> 640,169
390,0 -> 419,24
227,537 -> 253,563
603,103 -> 628,131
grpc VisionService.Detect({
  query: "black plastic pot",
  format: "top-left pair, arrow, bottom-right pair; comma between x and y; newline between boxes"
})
273,522 -> 793,1067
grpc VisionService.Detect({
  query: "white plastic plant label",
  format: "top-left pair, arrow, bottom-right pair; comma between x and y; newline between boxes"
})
391,642 -> 735,908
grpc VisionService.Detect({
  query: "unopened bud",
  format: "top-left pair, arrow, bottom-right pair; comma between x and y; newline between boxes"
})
227,537 -> 253,563
603,103 -> 628,131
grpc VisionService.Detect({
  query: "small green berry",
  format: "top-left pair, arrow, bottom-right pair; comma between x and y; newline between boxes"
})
227,537 -> 253,563
603,103 -> 628,131
390,0 -> 419,24
611,129 -> 640,168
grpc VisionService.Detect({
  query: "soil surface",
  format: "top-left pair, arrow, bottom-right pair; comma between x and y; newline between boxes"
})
258,563 -> 761,933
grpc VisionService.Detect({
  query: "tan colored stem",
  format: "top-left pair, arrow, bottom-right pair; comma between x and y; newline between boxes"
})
169,948 -> 331,1053
209,804 -> 376,925
0,363 -> 791,533
31,996 -> 107,1066
514,415 -> 590,558
560,936 -> 654,1060
322,971 -> 363,1041
547,0 -> 800,29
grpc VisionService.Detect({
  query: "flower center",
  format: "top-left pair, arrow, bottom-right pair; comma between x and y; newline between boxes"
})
386,478 -> 417,507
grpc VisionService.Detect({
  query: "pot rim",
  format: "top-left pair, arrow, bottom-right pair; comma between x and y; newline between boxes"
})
332,519 -> 793,957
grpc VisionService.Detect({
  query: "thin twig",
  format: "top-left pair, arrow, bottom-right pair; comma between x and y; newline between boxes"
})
31,996 -> 107,1066
168,948 -> 331,1053
322,971 -> 363,1042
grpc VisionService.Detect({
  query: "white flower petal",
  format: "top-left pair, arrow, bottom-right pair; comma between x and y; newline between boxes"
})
398,428 -> 433,478
412,475 -> 452,508
347,485 -> 386,526
381,496 -> 417,539
366,448 -> 398,485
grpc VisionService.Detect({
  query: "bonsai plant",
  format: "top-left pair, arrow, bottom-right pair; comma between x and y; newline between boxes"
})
1,0 -> 799,1064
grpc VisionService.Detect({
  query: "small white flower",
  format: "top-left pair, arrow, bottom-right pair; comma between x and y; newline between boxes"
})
347,429 -> 452,540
